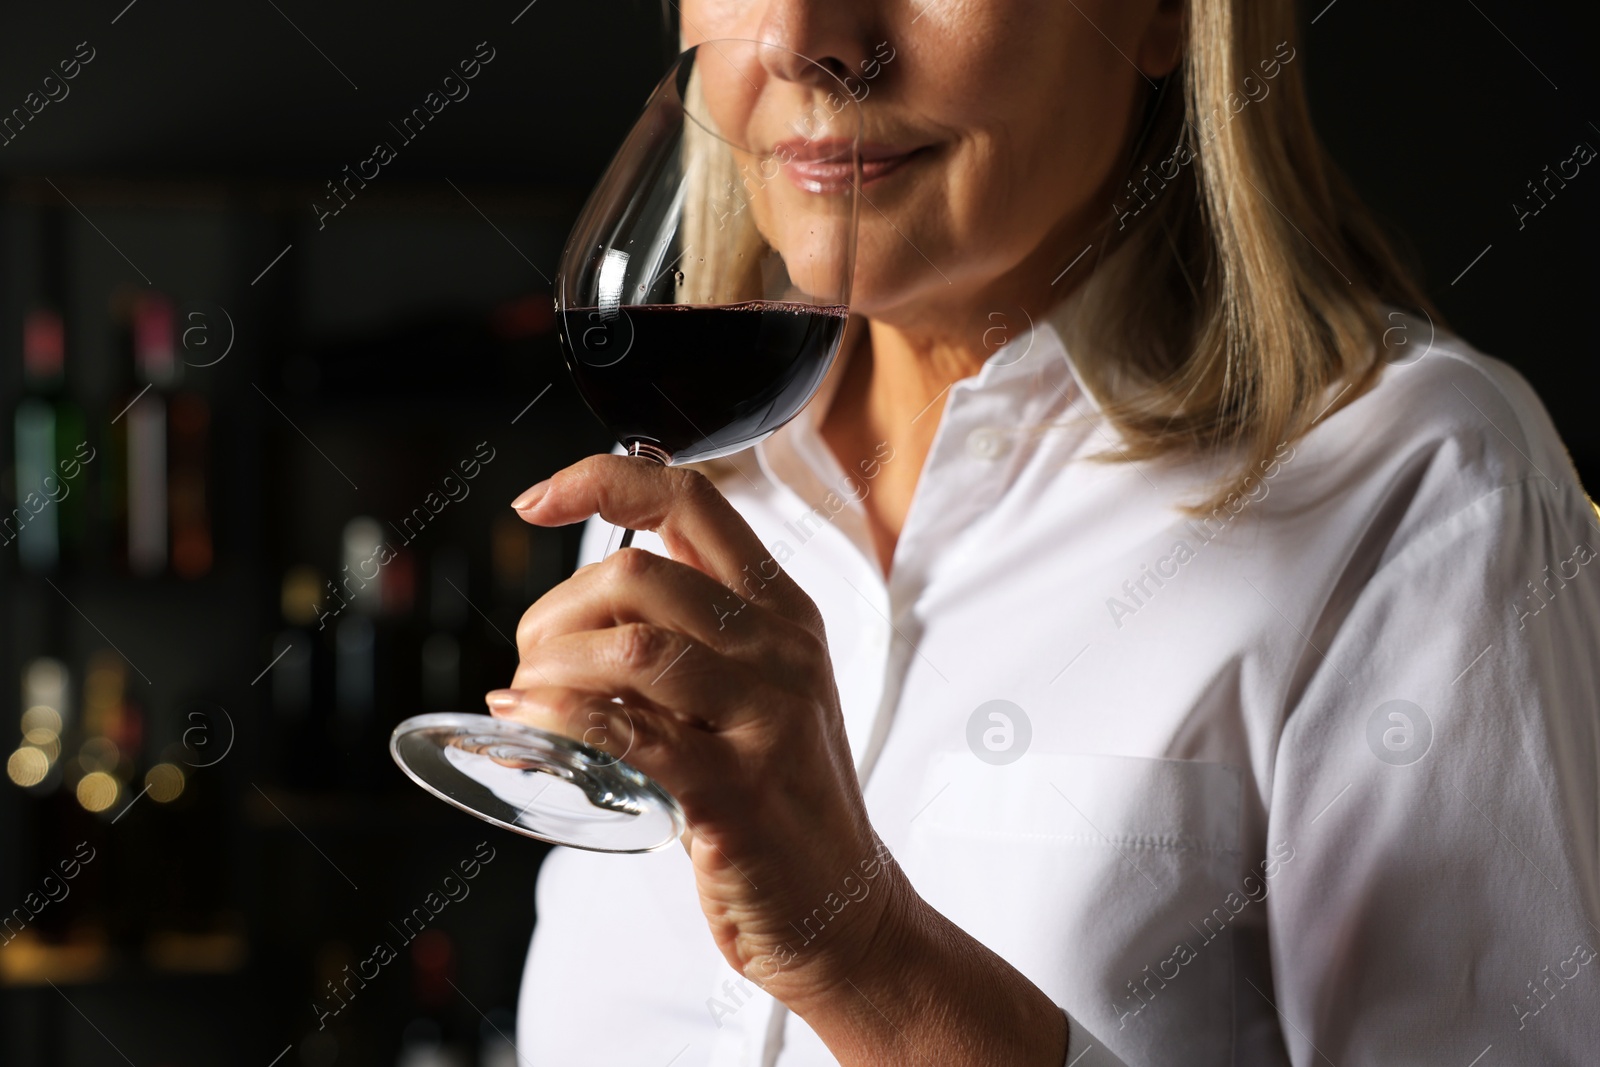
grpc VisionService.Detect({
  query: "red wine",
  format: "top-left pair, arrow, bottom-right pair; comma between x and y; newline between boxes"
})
558,301 -> 849,464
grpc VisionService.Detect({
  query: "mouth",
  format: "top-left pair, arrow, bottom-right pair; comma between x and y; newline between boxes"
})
774,138 -> 930,193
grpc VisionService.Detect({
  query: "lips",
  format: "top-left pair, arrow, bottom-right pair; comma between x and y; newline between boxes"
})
773,137 -> 926,193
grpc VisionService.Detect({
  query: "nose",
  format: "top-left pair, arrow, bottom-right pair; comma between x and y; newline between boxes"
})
752,0 -> 876,89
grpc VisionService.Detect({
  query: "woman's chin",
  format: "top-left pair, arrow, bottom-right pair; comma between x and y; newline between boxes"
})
843,267 -> 965,325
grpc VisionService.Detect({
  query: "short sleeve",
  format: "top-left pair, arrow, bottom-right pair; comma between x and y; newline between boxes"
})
1264,476 -> 1600,1063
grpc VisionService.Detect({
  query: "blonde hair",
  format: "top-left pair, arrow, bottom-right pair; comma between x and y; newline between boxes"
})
1065,0 -> 1441,509
676,61 -> 769,306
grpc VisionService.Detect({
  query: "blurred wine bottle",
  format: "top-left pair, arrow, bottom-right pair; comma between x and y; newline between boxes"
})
105,288 -> 215,578
77,650 -> 141,818
335,518 -> 382,744
125,291 -> 175,576
11,210 -> 88,571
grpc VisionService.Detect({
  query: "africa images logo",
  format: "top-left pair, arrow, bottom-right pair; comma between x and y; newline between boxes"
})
1365,699 -> 1432,767
966,699 -> 1032,765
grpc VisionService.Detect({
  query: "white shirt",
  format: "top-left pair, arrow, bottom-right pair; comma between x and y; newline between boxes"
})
517,293 -> 1600,1066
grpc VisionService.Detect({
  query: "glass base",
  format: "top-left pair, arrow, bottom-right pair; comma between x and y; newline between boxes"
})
390,712 -> 685,853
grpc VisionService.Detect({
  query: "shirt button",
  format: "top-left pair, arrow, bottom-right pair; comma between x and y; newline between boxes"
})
967,427 -> 1010,460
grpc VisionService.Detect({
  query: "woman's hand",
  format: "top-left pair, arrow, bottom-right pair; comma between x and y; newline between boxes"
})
495,455 -> 1071,1065
492,454 -> 907,1008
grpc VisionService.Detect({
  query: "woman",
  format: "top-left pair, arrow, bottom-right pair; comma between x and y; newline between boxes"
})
492,0 -> 1600,1063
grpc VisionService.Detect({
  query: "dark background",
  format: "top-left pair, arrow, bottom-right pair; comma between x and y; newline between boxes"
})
0,2 -> 1592,1065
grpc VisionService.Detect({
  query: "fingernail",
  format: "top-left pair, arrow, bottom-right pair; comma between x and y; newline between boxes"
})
511,479 -> 551,512
485,689 -> 521,710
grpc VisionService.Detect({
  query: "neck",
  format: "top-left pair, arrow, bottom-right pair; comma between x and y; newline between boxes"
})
812,219 -> 1102,575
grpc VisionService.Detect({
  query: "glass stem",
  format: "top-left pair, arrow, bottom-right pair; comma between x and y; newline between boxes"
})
603,441 -> 672,557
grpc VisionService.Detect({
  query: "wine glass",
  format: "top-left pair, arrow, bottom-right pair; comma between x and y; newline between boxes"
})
391,40 -> 862,853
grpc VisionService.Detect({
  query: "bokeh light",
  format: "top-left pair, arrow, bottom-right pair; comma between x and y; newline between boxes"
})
8,747 -> 49,788
21,704 -> 63,737
145,763 -> 186,803
76,771 -> 119,813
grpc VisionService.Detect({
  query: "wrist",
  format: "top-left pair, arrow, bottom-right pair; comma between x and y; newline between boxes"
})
775,853 -> 1071,1067
775,844 -> 925,1019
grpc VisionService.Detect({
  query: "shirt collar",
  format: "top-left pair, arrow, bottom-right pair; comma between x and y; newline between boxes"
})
961,276 -> 1101,411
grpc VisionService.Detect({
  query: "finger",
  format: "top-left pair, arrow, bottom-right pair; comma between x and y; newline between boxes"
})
485,686 -> 718,802
511,455 -> 819,632
515,545 -> 767,657
486,685 -> 652,766
508,624 -> 767,728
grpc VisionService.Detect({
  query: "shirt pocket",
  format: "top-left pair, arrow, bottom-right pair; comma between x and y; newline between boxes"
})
897,751 -> 1243,1066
